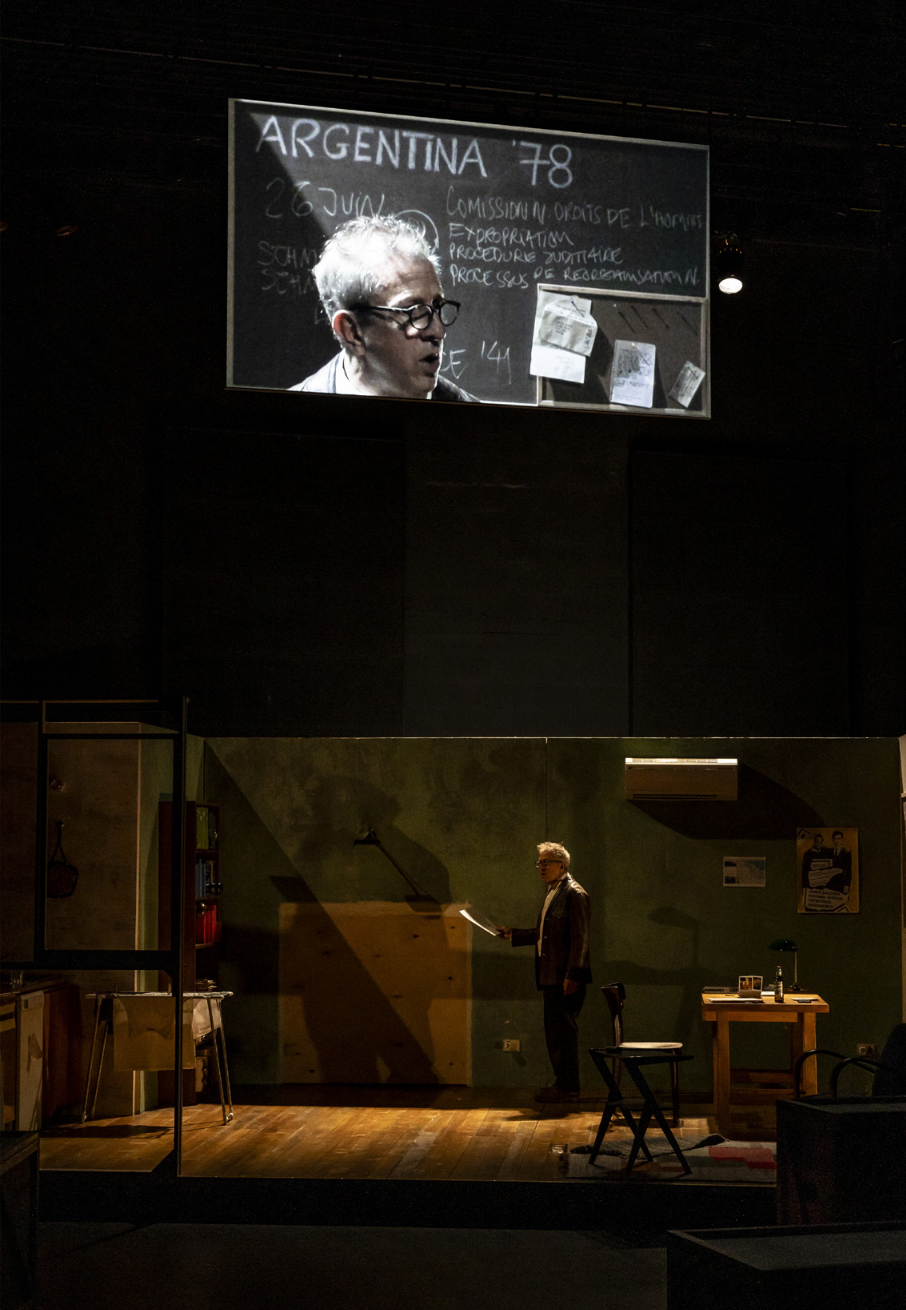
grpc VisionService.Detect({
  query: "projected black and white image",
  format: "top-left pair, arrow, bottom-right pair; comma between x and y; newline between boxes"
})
228,101 -> 710,414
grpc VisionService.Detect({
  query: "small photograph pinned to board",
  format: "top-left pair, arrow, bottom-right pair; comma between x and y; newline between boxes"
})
798,826 -> 859,914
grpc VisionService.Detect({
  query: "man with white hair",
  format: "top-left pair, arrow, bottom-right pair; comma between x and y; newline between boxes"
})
498,841 -> 592,1104
292,215 -> 476,401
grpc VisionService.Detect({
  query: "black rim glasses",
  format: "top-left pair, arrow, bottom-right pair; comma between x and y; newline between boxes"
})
352,298 -> 460,330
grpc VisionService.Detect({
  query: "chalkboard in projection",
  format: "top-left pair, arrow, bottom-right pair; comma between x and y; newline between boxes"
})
228,100 -> 709,415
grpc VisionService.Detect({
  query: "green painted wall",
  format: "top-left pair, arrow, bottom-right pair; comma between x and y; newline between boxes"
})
205,736 -> 902,1094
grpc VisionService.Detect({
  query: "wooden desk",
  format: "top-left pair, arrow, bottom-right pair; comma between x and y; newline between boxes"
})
701,992 -> 829,1135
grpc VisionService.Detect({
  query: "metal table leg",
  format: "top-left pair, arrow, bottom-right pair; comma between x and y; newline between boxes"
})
80,998 -> 108,1123
206,997 -> 233,1124
91,1008 -> 110,1121
216,1006 -> 233,1122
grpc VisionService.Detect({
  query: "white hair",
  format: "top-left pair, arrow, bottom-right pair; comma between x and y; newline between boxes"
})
538,841 -> 570,869
313,215 -> 442,322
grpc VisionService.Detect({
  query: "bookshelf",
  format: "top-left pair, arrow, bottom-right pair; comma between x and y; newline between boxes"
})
157,800 -> 221,1106
191,803 -> 221,974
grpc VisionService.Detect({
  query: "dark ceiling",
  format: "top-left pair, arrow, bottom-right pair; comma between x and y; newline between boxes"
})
3,2 -> 904,127
2,1 -> 904,243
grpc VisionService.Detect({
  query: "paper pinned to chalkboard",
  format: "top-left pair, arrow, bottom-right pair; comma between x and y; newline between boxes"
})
669,360 -> 706,408
610,339 -> 656,408
459,906 -> 501,937
530,290 -> 593,383
538,298 -> 598,356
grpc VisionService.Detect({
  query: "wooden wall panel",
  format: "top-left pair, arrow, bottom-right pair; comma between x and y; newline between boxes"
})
279,903 -> 470,1085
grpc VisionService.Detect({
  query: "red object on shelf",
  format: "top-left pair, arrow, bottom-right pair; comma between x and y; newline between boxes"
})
194,902 -> 219,945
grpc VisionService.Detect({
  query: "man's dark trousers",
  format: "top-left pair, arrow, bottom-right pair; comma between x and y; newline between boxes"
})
542,983 -> 587,1092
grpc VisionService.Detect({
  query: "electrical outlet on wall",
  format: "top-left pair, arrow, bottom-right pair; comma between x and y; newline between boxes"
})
502,1039 -> 521,1052
856,1042 -> 877,1059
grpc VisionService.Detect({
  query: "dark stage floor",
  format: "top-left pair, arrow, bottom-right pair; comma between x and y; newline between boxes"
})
36,1221 -> 670,1310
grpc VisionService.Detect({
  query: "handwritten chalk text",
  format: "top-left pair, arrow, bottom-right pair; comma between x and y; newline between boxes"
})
257,116 -> 488,177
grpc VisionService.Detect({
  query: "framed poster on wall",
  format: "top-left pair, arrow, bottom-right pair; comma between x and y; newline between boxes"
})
798,826 -> 859,914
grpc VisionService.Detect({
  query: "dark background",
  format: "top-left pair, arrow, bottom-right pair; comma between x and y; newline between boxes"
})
2,2 -> 904,737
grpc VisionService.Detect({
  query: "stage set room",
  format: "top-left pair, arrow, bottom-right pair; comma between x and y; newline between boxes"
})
2,6 -> 905,1309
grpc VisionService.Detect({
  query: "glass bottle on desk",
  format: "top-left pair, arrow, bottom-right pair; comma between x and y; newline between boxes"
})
774,964 -> 784,1001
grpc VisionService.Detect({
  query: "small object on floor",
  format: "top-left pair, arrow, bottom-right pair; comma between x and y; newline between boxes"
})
534,1086 -> 579,1103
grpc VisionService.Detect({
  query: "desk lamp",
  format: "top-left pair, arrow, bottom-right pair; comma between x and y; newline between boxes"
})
769,938 -> 802,992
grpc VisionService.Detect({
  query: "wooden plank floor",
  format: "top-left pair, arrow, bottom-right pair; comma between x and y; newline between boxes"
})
38,1087 -> 778,1179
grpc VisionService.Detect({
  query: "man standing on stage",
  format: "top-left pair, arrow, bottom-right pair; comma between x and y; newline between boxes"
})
498,842 -> 592,1104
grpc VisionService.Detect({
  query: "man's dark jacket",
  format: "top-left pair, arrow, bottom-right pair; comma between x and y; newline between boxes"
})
290,352 -> 477,400
511,875 -> 592,988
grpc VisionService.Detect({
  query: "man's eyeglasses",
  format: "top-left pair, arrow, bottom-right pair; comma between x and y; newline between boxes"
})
353,298 -> 460,330
535,859 -> 563,868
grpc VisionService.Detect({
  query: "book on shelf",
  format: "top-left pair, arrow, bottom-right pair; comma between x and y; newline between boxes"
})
194,901 -> 219,945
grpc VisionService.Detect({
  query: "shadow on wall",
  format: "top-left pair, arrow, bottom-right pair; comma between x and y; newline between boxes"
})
601,906 -> 713,1052
284,772 -> 455,906
209,752 -> 455,1084
631,765 -> 823,839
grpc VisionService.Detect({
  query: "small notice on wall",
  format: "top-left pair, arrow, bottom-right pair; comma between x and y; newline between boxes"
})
723,856 -> 766,887
797,827 -> 859,914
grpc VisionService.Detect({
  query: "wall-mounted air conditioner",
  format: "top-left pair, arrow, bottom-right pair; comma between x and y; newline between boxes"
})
624,757 -> 738,801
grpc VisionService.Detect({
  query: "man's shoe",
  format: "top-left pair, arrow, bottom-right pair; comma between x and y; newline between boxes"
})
534,1086 -> 579,1103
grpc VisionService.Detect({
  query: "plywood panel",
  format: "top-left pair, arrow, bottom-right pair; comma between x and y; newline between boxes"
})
279,903 -> 470,1085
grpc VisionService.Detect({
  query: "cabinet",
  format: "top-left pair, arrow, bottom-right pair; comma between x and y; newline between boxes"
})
777,1096 -> 906,1224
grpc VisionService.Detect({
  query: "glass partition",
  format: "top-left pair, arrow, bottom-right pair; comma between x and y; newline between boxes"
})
1,701 -> 187,1175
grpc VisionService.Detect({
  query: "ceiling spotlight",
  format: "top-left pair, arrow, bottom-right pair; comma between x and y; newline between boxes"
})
714,232 -> 744,294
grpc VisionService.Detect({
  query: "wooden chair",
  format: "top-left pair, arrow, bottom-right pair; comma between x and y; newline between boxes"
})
600,981 -> 684,1126
587,1046 -> 694,1173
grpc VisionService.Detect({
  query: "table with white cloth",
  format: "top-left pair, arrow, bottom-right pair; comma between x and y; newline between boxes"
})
81,991 -> 234,1124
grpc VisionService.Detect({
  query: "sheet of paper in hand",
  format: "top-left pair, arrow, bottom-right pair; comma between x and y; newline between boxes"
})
610,339 -> 656,408
459,906 -> 502,937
